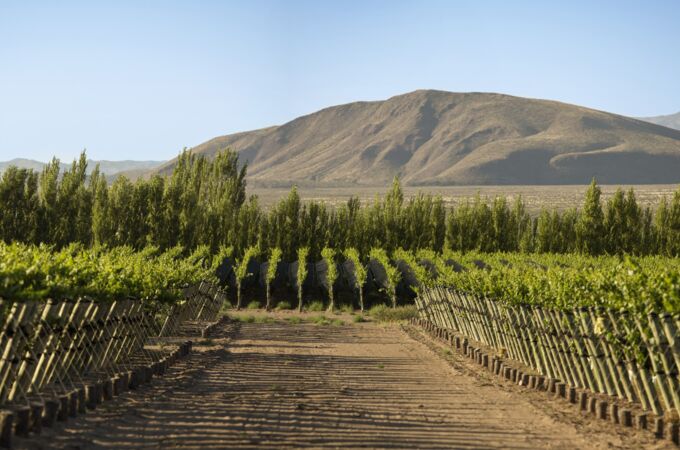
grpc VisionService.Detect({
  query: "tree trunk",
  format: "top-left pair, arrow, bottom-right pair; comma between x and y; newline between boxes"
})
236,281 -> 242,310
359,287 -> 364,313
297,285 -> 303,312
327,288 -> 334,312
266,282 -> 271,311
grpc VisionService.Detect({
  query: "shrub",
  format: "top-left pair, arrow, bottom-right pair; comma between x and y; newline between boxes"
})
311,315 -> 330,325
306,300 -> 325,312
368,304 -> 417,322
340,304 -> 354,314
275,300 -> 292,310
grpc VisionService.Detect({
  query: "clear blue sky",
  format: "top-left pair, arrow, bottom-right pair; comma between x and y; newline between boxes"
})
1,0 -> 679,162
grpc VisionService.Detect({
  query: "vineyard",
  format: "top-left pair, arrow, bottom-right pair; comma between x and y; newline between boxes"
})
1,151 -> 680,447
0,243 -> 227,446
413,252 -> 680,420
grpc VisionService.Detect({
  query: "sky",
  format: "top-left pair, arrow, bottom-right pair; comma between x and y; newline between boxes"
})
1,0 -> 679,162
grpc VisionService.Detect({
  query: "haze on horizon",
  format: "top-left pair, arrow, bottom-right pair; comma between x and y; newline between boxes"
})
1,0 -> 679,162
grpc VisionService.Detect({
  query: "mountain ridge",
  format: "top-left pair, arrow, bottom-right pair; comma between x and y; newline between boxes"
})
155,90 -> 680,185
638,112 -> 680,131
0,158 -> 165,177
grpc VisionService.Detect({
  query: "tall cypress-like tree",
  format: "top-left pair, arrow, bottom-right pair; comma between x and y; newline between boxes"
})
37,158 -> 60,244
604,189 -> 626,254
384,177 -> 404,252
91,168 -> 111,247
0,167 -> 39,243
576,179 -> 605,255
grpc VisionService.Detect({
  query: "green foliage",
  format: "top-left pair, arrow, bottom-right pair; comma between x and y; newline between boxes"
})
275,300 -> 292,310
321,247 -> 337,311
234,246 -> 259,282
393,248 -> 432,291
296,246 -> 309,311
340,304 -> 354,314
0,242 -> 215,303
576,179 -> 605,254
344,247 -> 367,311
306,300 -> 324,312
233,245 -> 259,309
436,251 -> 680,315
265,247 -> 282,310
310,314 -> 330,325
369,247 -> 401,308
266,248 -> 282,283
212,246 -> 233,274
352,314 -> 366,323
368,304 -> 418,322
1,149 -> 679,260
246,300 -> 261,310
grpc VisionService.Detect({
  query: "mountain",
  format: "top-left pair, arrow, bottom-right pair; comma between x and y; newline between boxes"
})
155,90 -> 680,186
638,112 -> 680,131
0,158 -> 47,173
0,159 -> 165,177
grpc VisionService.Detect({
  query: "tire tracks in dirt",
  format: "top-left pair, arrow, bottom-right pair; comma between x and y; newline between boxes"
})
15,318 -> 673,449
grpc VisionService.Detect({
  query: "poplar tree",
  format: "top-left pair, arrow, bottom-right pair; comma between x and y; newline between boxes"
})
0,167 -> 39,243
296,247 -> 309,312
576,179 -> 605,254
344,247 -> 367,311
321,247 -> 338,312
264,247 -> 282,311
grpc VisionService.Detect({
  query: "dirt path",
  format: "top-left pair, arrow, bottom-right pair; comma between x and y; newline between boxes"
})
18,318 -> 670,449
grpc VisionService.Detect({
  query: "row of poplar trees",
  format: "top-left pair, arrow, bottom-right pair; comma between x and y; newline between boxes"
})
0,149 -> 679,259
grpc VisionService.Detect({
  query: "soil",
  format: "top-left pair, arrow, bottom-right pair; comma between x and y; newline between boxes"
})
16,316 -> 674,449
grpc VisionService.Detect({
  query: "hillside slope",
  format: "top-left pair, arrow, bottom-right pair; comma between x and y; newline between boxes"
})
638,112 -> 680,131
156,90 -> 680,185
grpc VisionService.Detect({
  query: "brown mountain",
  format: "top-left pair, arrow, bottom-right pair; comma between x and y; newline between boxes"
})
156,90 -> 680,185
638,112 -> 680,131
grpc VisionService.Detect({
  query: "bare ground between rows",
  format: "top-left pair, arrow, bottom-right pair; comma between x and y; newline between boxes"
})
15,318 -> 673,449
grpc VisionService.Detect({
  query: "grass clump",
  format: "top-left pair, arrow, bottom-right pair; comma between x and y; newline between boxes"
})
310,315 -> 331,326
246,300 -> 261,310
352,314 -> 366,323
254,315 -> 276,324
330,318 -> 345,326
238,315 -> 256,323
306,301 -> 325,312
287,316 -> 302,324
340,304 -> 355,314
275,300 -> 292,310
368,304 -> 417,322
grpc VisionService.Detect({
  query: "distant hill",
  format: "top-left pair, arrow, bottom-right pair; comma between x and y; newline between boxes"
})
154,90 -> 680,185
0,158 -> 164,178
638,112 -> 680,131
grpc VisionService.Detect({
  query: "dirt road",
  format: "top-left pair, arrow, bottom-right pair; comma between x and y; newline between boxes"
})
18,317 -> 670,449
